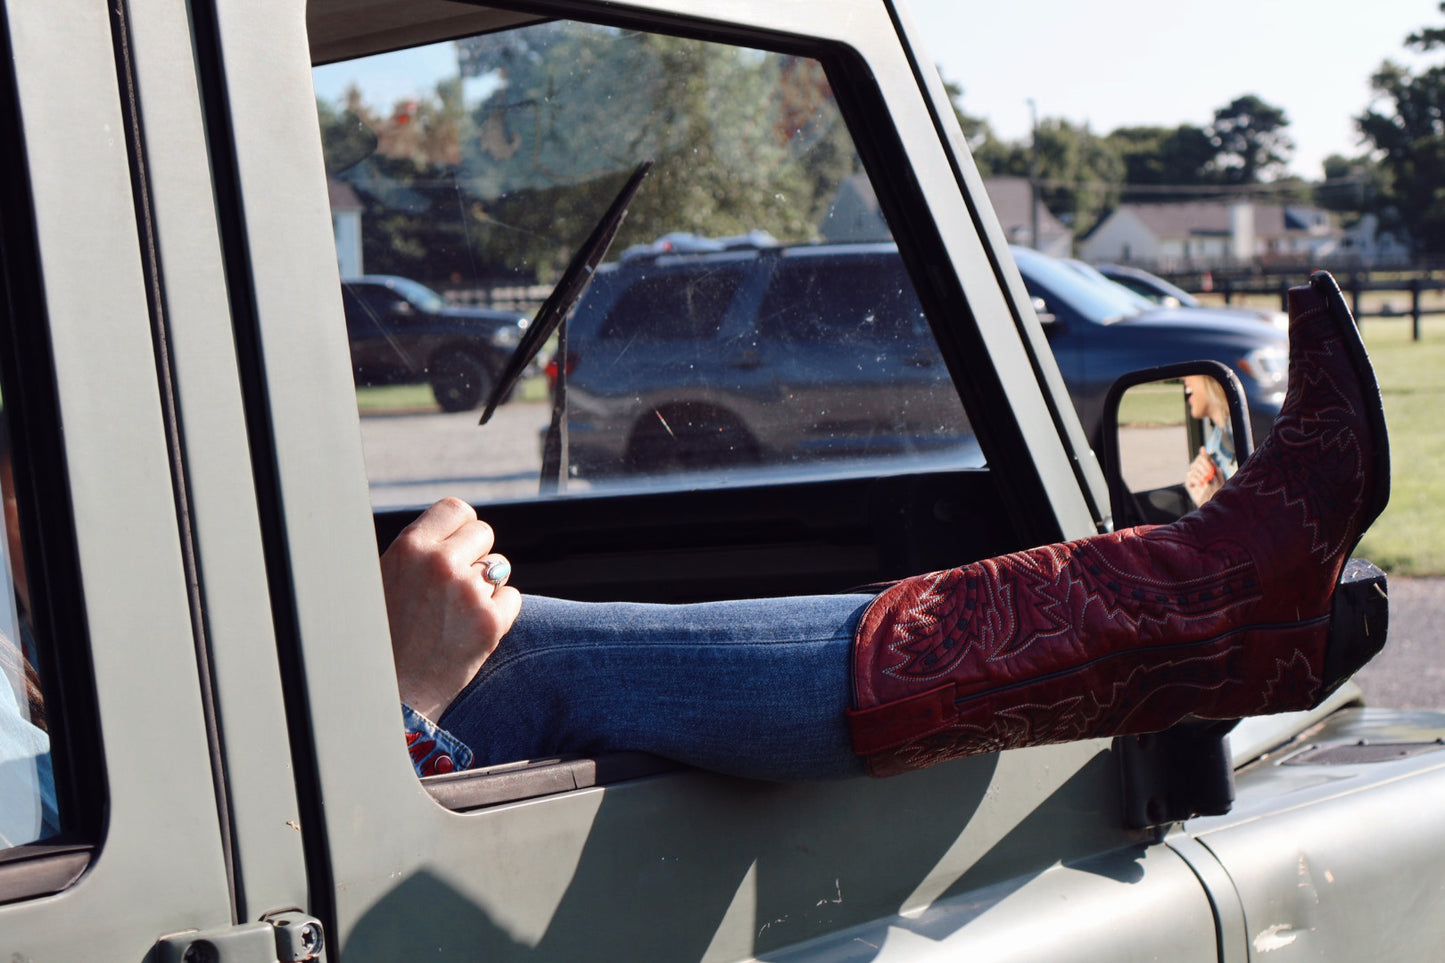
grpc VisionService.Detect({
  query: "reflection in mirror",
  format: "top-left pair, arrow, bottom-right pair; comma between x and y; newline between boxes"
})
1115,374 -> 1241,524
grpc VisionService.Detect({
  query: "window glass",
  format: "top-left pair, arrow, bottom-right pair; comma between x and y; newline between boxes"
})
0,416 -> 58,848
313,20 -> 979,508
594,267 -> 741,343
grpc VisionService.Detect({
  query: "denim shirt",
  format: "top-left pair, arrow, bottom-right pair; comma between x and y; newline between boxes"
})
401,704 -> 473,776
1205,420 -> 1238,480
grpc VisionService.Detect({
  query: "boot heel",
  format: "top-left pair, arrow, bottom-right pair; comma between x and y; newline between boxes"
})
1321,558 -> 1389,699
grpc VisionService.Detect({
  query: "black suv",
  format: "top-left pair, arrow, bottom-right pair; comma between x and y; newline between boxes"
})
342,275 -> 530,411
557,240 -> 1286,476
557,242 -> 979,477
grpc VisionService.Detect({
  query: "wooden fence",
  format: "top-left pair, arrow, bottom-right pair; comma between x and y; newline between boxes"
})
1172,270 -> 1445,341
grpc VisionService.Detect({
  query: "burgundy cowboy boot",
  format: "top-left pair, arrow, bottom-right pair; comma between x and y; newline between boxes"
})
847,272 -> 1390,777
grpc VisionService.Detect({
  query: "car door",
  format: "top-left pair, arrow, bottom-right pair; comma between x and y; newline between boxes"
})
203,0 -> 1225,960
343,283 -> 413,384
0,0 -> 307,956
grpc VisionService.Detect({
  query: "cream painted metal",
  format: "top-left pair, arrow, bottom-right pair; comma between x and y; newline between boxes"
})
0,0 -> 236,955
13,2 -> 1437,961
209,1 -> 1214,959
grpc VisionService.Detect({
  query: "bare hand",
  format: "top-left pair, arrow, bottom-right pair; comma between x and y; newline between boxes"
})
379,497 -> 522,721
1185,448 -> 1223,507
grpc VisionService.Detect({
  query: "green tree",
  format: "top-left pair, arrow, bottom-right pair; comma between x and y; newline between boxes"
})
454,24 -> 854,278
1029,118 -> 1124,236
1314,153 -> 1386,221
1208,94 -> 1294,184
1357,4 -> 1445,252
939,80 -> 1123,236
1107,124 -> 1217,199
321,23 -> 862,286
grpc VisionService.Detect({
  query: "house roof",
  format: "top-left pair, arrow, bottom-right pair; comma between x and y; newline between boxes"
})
983,177 -> 1069,244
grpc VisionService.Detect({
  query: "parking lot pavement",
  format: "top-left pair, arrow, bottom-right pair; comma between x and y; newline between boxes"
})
359,400 -> 551,509
1353,577 -> 1445,711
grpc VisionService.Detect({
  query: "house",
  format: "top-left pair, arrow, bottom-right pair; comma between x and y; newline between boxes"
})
1079,200 -> 1342,269
1336,213 -> 1411,266
328,177 -> 365,277
821,174 -> 1072,256
981,177 -> 1072,257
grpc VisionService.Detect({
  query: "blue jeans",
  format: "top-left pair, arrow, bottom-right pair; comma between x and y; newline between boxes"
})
438,593 -> 875,781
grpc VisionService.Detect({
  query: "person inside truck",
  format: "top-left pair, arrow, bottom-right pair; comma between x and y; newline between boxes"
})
385,275 -> 1387,780
1183,373 -> 1237,507
0,421 -> 57,845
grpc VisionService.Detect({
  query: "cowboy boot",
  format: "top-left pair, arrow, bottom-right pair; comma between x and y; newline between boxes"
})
847,271 -> 1390,777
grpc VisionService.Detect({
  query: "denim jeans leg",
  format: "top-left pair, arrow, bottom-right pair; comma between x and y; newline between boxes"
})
437,593 -> 874,781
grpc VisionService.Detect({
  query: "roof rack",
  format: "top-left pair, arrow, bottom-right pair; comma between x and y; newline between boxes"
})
619,230 -> 779,262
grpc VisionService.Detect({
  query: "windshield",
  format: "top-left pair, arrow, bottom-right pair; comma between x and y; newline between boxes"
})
1061,259 -> 1156,312
1012,247 -> 1145,325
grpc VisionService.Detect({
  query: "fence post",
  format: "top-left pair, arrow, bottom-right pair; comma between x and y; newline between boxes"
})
1348,276 -> 1363,321
1412,277 -> 1422,341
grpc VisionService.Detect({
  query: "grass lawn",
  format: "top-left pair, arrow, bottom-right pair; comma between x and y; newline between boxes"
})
355,376 -> 550,412
1116,380 -> 1186,427
1355,317 -> 1445,576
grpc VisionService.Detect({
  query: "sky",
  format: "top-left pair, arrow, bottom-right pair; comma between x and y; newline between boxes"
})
904,0 -> 1441,179
313,1 -> 1445,182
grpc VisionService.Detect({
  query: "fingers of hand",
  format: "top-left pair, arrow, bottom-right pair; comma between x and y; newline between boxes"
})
489,585 -> 522,642
401,497 -> 478,542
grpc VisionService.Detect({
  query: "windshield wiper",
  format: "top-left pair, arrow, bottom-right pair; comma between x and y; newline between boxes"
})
478,160 -> 653,491
479,160 -> 653,426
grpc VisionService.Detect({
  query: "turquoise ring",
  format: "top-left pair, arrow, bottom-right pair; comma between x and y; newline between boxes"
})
482,557 -> 512,586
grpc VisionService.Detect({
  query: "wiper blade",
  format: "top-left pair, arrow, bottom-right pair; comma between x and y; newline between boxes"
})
478,160 -> 654,425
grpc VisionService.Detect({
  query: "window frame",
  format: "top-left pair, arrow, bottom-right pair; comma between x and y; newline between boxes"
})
0,0 -> 243,941
208,2 -> 1130,957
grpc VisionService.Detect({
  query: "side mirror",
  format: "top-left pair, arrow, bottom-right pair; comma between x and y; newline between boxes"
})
1099,361 -> 1253,528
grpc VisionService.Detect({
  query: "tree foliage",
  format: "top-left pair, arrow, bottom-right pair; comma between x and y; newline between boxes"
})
941,80 -> 1300,241
1107,124 -> 1217,199
1207,94 -> 1294,184
319,23 -> 860,286
1357,3 -> 1445,252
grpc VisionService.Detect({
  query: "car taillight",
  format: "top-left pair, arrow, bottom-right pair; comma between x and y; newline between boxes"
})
544,352 -> 578,389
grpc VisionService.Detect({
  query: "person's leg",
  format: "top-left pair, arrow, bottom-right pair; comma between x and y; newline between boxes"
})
849,272 -> 1390,775
441,274 -> 1388,784
439,593 -> 873,780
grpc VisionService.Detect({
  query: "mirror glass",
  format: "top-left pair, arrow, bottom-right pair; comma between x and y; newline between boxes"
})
1115,374 -> 1240,523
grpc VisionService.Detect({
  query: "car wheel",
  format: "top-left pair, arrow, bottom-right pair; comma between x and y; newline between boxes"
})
429,351 -> 493,413
625,406 -> 760,474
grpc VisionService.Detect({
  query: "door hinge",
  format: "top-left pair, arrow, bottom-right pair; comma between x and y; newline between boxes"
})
154,911 -> 325,963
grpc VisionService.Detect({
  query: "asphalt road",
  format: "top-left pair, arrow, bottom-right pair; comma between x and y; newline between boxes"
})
1353,577 -> 1445,711
360,403 -> 1442,712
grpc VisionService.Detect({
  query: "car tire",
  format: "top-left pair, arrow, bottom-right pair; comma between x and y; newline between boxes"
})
625,406 -> 760,474
429,351 -> 493,413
